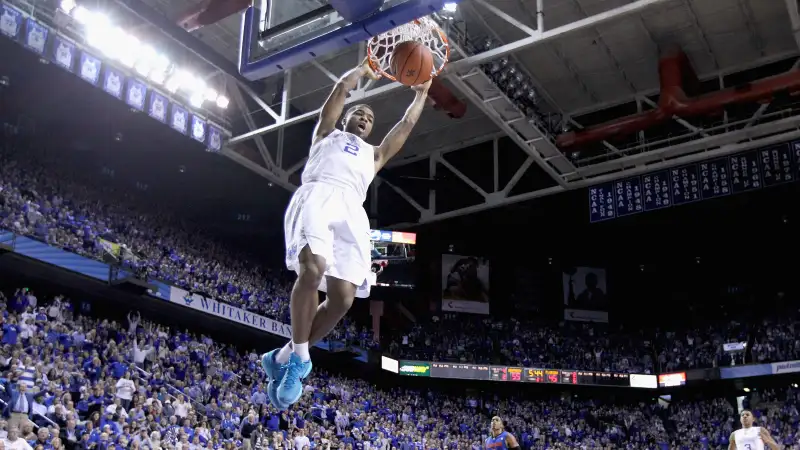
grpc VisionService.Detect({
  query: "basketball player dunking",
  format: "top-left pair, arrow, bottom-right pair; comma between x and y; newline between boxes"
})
485,416 -> 519,450
729,410 -> 781,450
261,59 -> 432,409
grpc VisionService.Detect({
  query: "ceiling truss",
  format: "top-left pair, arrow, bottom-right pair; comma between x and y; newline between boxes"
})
221,0 -> 800,225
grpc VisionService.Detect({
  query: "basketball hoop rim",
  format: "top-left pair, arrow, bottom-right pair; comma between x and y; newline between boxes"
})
366,17 -> 450,82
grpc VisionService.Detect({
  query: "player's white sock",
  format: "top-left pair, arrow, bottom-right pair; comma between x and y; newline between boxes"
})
292,341 -> 311,361
276,342 -> 292,364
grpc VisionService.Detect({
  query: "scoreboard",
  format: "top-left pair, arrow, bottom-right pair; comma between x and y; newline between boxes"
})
589,141 -> 797,222
429,362 -> 636,387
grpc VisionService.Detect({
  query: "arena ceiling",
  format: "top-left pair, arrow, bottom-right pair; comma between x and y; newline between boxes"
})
22,0 -> 800,227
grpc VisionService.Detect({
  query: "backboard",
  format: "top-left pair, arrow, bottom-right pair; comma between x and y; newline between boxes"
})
239,0 -> 459,81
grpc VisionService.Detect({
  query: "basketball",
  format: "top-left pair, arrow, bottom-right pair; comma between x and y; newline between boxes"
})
390,41 -> 434,86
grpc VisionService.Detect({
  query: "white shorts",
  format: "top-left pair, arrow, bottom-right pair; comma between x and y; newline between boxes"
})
284,182 -> 374,298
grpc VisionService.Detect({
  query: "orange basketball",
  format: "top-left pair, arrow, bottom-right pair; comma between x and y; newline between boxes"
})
390,41 -> 433,86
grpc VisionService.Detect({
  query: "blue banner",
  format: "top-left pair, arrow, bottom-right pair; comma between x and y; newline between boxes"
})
103,67 -> 124,99
171,104 -> 189,135
2,230 -> 170,299
590,141 -> 800,222
79,51 -> 101,85
0,4 -> 23,39
52,37 -> 76,71
0,3 -> 229,151
207,125 -> 222,152
126,79 -> 147,111
191,115 -> 206,143
23,18 -> 46,54
149,92 -> 168,123
719,363 -> 773,379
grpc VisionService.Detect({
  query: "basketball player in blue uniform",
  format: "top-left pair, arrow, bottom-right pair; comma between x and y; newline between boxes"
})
485,416 -> 519,450
729,410 -> 780,450
260,59 -> 432,409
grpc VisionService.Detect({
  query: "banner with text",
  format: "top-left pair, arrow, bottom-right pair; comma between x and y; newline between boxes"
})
772,360 -> 800,375
441,254 -> 490,315
168,287 -> 291,338
562,266 -> 609,323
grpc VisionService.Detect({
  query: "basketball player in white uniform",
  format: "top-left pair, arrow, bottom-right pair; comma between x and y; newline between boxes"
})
260,59 -> 431,409
729,410 -> 781,450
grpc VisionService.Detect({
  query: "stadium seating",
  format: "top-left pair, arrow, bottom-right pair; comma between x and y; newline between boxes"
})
0,144 -> 794,377
1,287 -> 798,450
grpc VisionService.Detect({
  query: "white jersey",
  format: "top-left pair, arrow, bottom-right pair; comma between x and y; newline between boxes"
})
734,427 -> 765,450
301,129 -> 375,202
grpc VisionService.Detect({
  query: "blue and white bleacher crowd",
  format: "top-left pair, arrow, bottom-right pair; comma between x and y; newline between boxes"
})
2,140 -> 800,448
2,288 -> 800,450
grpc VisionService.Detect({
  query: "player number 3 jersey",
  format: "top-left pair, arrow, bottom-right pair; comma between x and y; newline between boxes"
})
734,427 -> 765,450
302,129 -> 375,203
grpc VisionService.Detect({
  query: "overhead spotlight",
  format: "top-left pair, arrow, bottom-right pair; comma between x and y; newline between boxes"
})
189,92 -> 204,108
148,54 -> 171,84
743,387 -> 750,393
216,96 -> 229,109
59,0 -> 76,14
204,88 -> 218,102
71,5 -> 91,24
442,2 -> 457,14
134,45 -> 157,76
119,35 -> 141,68
165,70 -> 188,93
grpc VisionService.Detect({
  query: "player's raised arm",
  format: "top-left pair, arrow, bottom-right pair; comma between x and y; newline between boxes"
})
313,59 -> 377,146
374,80 -> 432,171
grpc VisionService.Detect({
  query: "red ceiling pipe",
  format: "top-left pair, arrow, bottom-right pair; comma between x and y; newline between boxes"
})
428,78 -> 467,118
556,48 -> 800,149
175,0 -> 251,32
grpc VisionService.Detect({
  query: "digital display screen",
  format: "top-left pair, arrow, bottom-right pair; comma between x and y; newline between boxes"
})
419,362 -> 639,388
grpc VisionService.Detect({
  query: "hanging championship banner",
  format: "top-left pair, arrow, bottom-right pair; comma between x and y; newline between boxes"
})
52,37 -> 75,71
103,67 -> 124,99
24,18 -> 47,54
171,104 -> 189,135
191,115 -> 206,143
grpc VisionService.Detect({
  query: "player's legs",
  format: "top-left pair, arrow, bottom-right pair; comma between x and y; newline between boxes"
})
307,203 -> 370,345
308,276 -> 356,345
263,185 -> 335,408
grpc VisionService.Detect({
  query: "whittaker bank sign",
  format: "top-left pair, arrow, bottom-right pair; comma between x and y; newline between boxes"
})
168,287 -> 291,338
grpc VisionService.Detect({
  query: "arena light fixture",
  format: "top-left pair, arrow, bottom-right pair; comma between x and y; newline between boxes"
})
59,0 -> 77,15
64,2 -> 227,110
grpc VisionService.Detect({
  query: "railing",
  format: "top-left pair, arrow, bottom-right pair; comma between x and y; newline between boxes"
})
575,100 -> 800,166
134,366 -> 208,415
0,396 -> 58,430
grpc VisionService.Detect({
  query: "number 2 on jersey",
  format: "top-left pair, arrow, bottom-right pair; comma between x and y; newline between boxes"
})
343,143 -> 359,156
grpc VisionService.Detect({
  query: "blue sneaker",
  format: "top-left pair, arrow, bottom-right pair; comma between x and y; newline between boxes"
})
276,353 -> 312,406
260,349 -> 283,381
261,349 -> 313,381
267,379 -> 288,410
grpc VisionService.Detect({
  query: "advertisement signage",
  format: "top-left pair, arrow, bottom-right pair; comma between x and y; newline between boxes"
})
398,361 -> 430,377
658,372 -> 687,387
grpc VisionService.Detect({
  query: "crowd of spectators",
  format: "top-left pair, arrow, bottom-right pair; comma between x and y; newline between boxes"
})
385,310 -> 798,374
0,145 -> 294,324
2,141 -> 800,380
3,288 -> 799,450
385,315 -> 655,374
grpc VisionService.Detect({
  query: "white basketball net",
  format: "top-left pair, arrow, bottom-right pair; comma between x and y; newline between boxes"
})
366,16 -> 449,82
